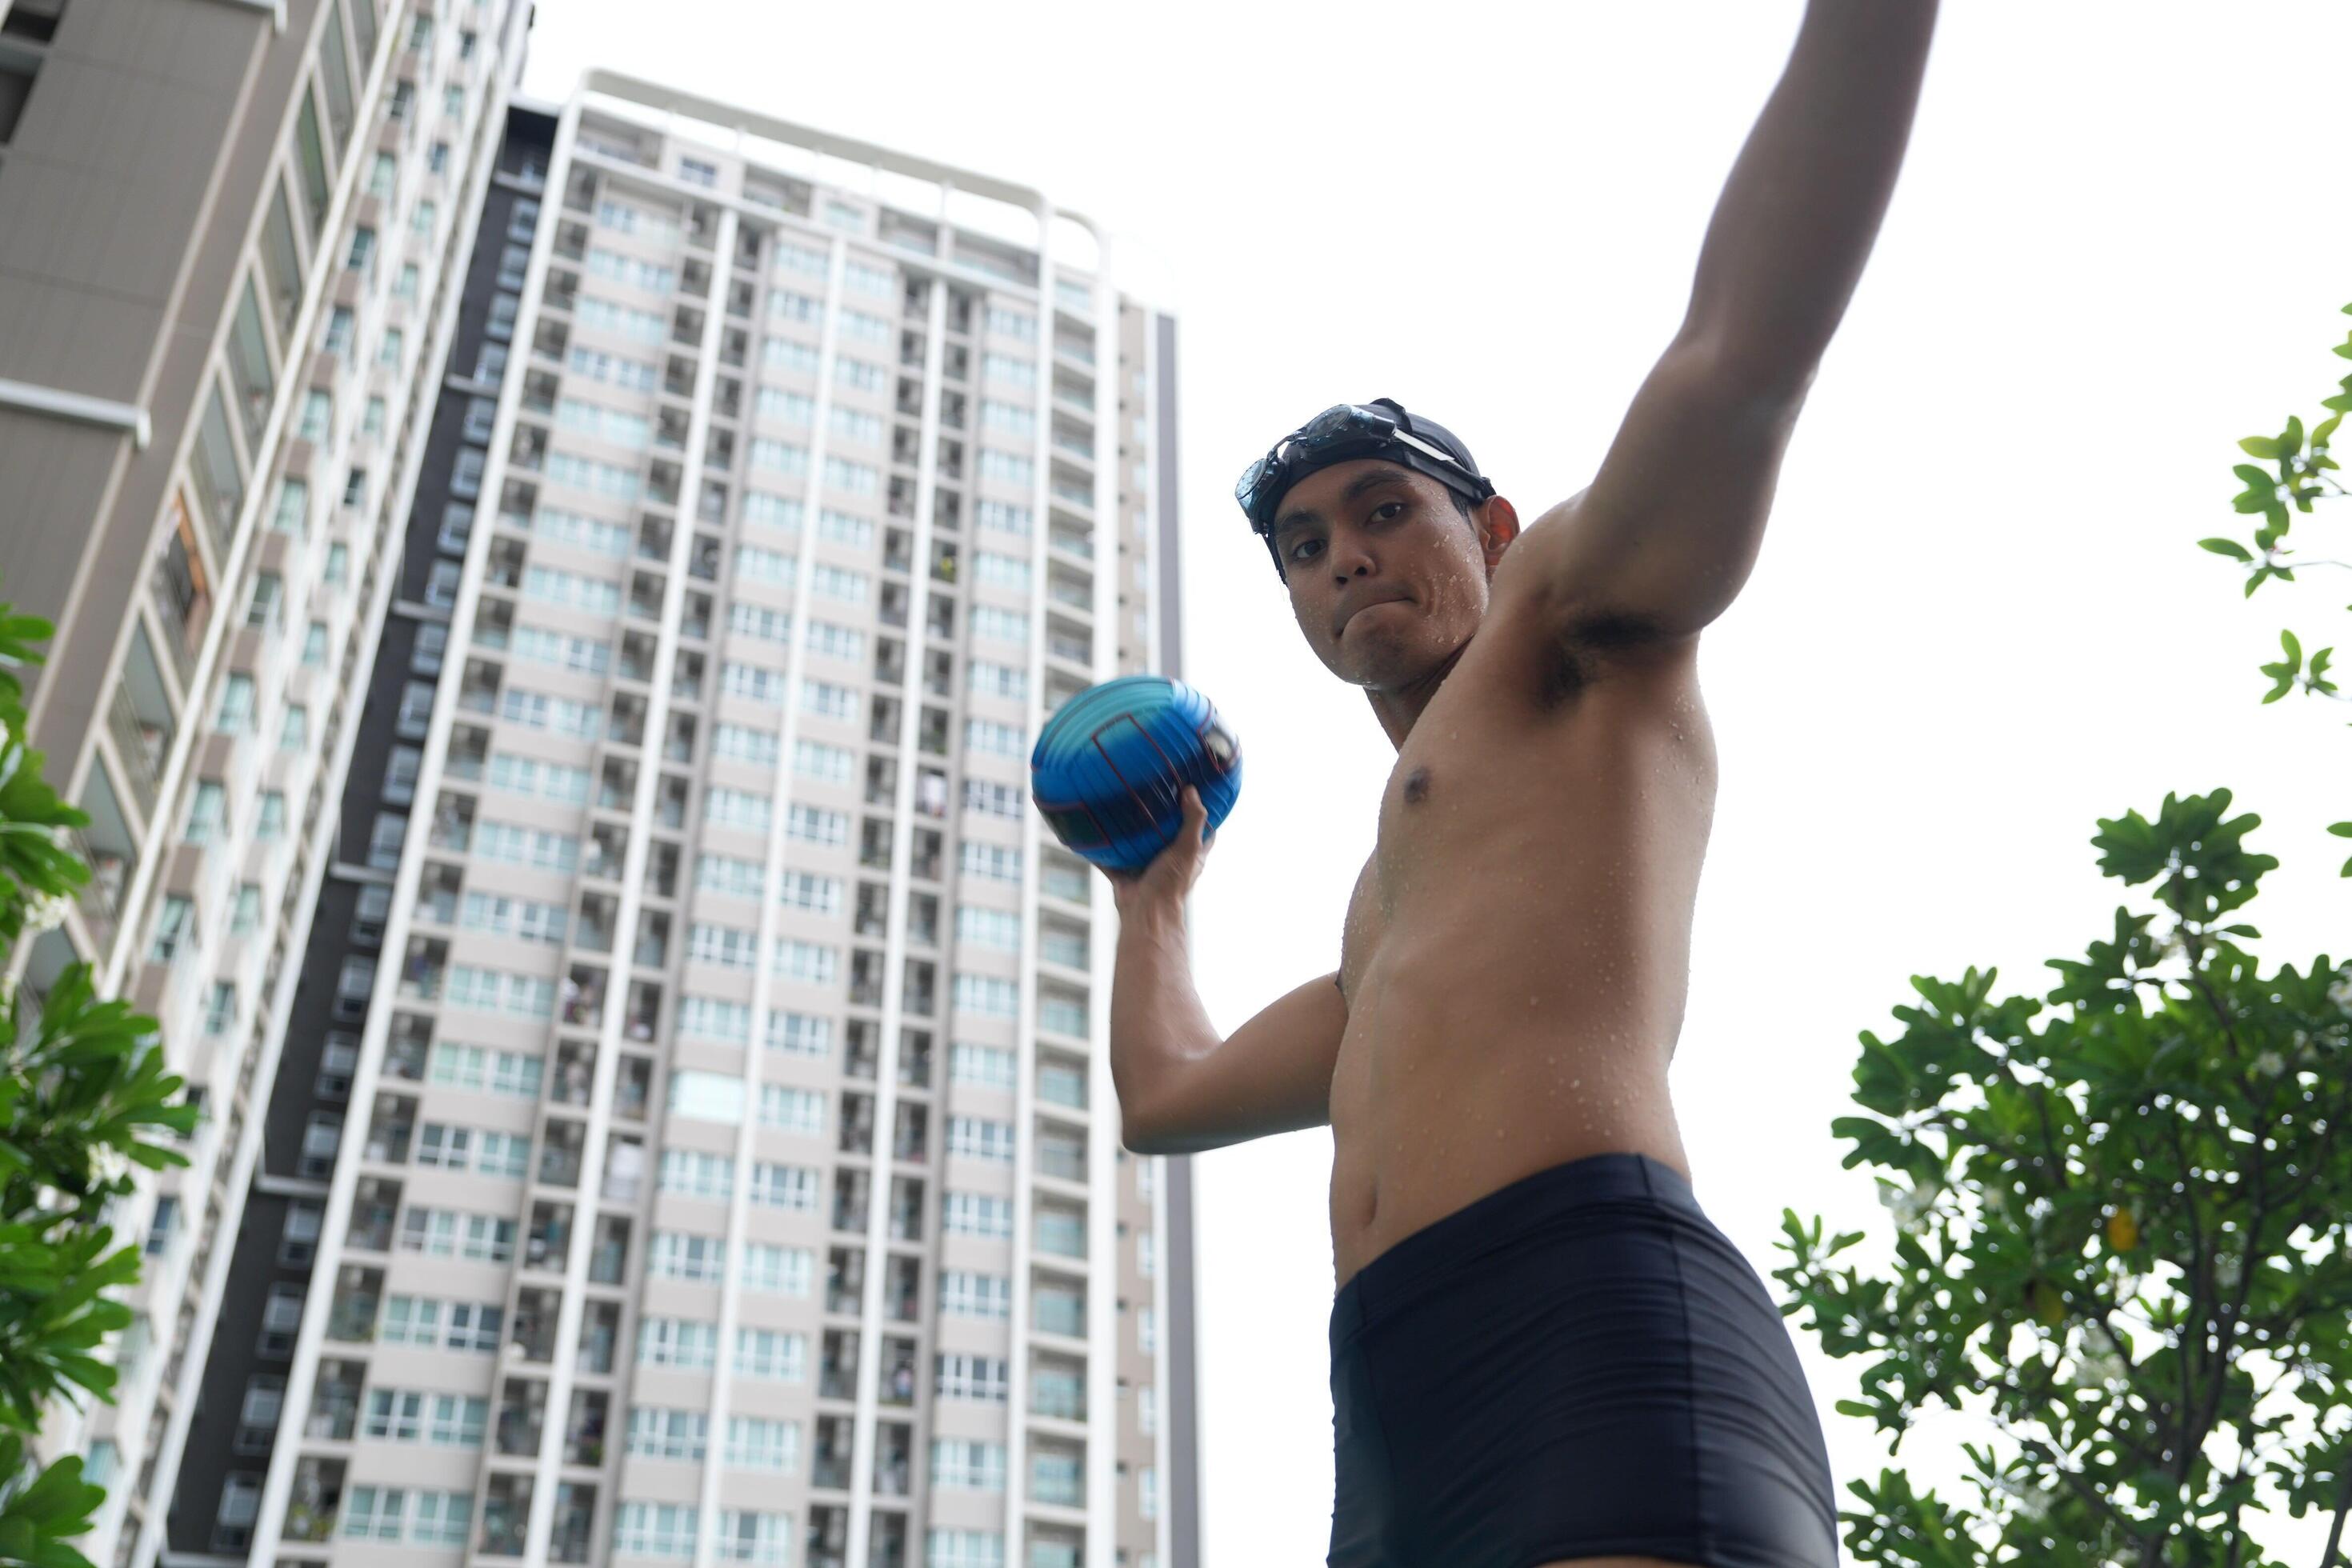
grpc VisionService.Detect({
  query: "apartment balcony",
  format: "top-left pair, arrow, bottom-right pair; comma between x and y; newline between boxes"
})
325,1267 -> 382,1342
818,1331 -> 859,1401
282,1458 -> 345,1545
565,1393 -> 610,1468
588,1217 -> 630,1286
495,1390 -> 545,1458
347,1182 -> 398,1253
1030,1464 -> 1082,1508
304,1360 -> 364,1441
1033,1289 -> 1085,1338
1030,1371 -> 1086,1423
1048,570 -> 1094,613
1034,1211 -> 1086,1261
1035,1139 -> 1086,1183
550,1485 -> 595,1564
1038,1063 -> 1088,1111
479,1477 -> 531,1558
887,1178 -> 922,1242
878,1341 -> 917,1408
523,1204 -> 572,1272
510,1290 -> 560,1363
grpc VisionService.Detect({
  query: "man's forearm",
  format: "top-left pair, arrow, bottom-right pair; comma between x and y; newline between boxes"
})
1683,0 -> 1938,390
1107,896 -> 1218,1135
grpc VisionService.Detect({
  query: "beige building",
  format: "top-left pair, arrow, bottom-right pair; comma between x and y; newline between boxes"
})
0,1 -> 533,1564
239,72 -> 1198,1568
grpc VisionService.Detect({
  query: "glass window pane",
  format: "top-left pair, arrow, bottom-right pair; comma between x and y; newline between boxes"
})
293,89 -> 331,239
317,1 -> 356,151
346,0 -> 378,67
226,278 -> 274,446
187,382 -> 246,558
258,182 -> 304,341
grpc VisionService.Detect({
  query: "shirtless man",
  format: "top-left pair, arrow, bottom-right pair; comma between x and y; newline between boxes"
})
1101,6 -> 1938,1565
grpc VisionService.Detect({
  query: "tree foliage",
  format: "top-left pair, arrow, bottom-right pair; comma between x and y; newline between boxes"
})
0,575 -> 194,1568
1781,303 -> 2352,1566
1778,791 -> 2352,1566
2199,299 -> 2352,873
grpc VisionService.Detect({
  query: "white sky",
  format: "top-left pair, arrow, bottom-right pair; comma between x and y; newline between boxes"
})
525,5 -> 2352,1558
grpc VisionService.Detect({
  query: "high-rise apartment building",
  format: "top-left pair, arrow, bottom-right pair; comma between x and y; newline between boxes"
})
0,2 -> 532,1566
181,70 -> 1194,1568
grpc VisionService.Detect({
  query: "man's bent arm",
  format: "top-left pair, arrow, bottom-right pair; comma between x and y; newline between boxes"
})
1511,0 -> 1939,645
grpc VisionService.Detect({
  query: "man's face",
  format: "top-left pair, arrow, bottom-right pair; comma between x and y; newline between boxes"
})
1270,458 -> 1514,690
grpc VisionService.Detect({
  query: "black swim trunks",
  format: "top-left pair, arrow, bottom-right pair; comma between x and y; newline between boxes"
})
1328,1152 -> 1838,1568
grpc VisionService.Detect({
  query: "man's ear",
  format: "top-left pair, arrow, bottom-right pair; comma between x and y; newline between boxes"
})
1478,495 -> 1522,574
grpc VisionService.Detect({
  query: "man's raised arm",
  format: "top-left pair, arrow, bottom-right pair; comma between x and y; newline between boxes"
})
1510,0 -> 1940,646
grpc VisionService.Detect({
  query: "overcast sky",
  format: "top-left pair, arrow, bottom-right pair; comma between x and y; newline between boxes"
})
524,4 -> 2352,1558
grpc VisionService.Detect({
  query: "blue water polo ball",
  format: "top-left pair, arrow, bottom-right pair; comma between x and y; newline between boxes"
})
1030,674 -> 1242,874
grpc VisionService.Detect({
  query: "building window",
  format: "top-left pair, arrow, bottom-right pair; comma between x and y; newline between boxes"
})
410,622 -> 449,674
256,1285 -> 305,1358
297,1112 -> 341,1179
214,1474 -> 262,1552
437,502 -> 474,554
333,955 -> 377,1021
230,882 -> 262,937
366,810 -> 406,870
184,779 -> 227,844
395,679 -> 433,738
225,278 -> 275,445
423,559 -> 462,607
279,704 -> 309,751
234,1374 -> 286,1453
302,620 -> 329,666
255,790 -> 286,840
317,1033 -> 360,1099
187,382 -> 246,546
351,882 -> 394,944
279,1201 -> 322,1265
450,447 -> 484,498
148,894 -> 194,964
383,746 -> 422,806
258,181 -> 305,336
291,89 -> 330,238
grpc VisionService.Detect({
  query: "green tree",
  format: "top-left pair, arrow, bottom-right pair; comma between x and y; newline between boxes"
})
1778,304 -> 2352,1566
1778,791 -> 2351,1566
0,578 -> 195,1568
2199,299 -> 2352,873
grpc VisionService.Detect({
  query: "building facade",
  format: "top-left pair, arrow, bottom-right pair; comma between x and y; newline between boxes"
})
195,71 -> 1194,1568
0,2 -> 532,1565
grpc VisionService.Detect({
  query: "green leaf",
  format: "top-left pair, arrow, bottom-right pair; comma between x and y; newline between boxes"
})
2240,435 -> 2285,458
2329,822 -> 2352,838
2199,538 -> 2254,562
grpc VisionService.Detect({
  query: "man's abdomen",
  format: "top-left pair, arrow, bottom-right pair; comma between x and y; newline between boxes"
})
1327,876 -> 1697,1291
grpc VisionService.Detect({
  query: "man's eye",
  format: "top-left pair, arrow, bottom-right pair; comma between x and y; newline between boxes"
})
1374,502 -> 1405,520
1290,538 -> 1322,562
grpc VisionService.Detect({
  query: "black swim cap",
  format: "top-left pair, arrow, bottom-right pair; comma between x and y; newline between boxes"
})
1238,398 -> 1495,579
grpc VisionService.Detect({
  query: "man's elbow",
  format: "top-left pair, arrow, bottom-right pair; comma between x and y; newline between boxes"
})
1119,1110 -> 1178,1157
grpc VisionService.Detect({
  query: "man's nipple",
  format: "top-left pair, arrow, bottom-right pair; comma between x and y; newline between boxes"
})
1402,766 -> 1433,805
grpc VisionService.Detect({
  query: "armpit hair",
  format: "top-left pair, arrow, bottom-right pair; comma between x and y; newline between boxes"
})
1538,607 -> 1672,709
